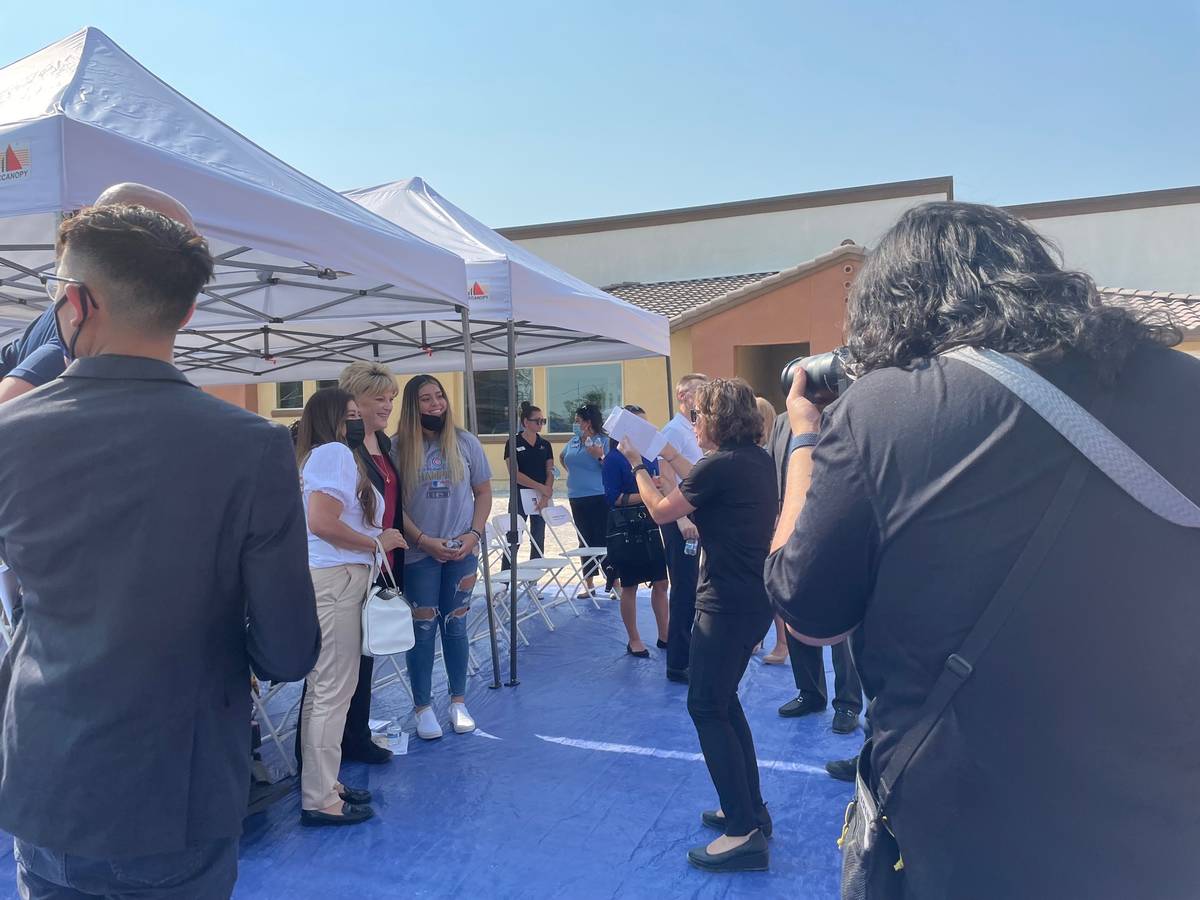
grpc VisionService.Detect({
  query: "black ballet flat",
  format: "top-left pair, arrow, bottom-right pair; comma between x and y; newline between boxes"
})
338,786 -> 372,805
300,803 -> 374,827
626,643 -> 650,659
687,829 -> 769,872
656,639 -> 668,649
701,805 -> 773,839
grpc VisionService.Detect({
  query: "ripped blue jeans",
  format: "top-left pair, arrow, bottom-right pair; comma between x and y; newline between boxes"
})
404,554 -> 477,708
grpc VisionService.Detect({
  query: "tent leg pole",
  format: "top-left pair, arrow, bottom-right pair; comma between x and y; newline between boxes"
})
461,307 -> 502,690
506,320 -> 521,687
664,354 -> 675,420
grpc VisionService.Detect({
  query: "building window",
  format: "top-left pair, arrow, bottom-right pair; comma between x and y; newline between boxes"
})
472,369 -> 533,435
546,364 -> 622,433
276,381 -> 304,410
316,379 -> 339,391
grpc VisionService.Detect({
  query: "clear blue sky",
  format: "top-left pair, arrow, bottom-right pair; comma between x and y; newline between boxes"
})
4,1 -> 1198,227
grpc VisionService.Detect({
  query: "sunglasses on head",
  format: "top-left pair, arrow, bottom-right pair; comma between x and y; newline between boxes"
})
689,408 -> 699,423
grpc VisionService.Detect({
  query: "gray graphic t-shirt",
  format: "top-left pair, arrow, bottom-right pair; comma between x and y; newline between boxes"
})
403,429 -> 491,563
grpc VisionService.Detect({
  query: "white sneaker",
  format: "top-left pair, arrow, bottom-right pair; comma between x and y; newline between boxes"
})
415,707 -> 443,740
449,702 -> 476,735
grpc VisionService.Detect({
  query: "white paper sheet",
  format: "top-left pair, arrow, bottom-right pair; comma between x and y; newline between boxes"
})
520,488 -> 541,516
603,407 -> 661,457
542,504 -> 572,527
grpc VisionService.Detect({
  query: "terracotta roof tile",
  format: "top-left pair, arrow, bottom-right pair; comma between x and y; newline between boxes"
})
602,272 -> 776,320
604,271 -> 1200,339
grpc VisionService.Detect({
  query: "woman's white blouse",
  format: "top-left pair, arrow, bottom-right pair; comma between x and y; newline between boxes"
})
301,442 -> 383,569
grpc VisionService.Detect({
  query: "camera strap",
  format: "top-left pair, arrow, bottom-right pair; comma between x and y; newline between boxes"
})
946,347 -> 1200,528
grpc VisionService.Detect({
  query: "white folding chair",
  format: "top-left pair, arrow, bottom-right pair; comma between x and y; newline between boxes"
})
540,505 -> 610,610
489,516 -> 577,626
251,680 -> 301,776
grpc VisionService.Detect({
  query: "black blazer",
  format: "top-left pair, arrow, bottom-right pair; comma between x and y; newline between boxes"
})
0,355 -> 320,858
767,411 -> 792,510
356,431 -> 404,582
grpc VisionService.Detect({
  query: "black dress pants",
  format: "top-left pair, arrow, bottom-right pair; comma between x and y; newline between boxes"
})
662,521 -> 699,672
688,607 -> 773,836
786,630 -> 863,713
568,494 -> 608,579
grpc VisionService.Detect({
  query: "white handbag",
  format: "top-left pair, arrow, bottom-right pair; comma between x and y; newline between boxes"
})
361,540 -> 415,657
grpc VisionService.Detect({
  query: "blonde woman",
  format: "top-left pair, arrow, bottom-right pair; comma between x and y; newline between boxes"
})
295,388 -> 406,826
337,362 -> 404,763
395,375 -> 492,740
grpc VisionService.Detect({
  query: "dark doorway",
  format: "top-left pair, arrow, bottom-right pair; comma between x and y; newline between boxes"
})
735,342 -> 809,415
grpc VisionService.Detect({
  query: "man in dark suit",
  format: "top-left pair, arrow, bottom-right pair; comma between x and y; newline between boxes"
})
0,198 -> 320,898
766,411 -> 863,733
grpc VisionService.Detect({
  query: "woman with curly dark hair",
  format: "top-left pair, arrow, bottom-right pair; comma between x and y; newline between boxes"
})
767,202 -> 1197,898
620,377 -> 778,873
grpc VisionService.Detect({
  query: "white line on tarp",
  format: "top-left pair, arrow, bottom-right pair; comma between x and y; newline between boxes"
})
472,729 -> 503,740
535,734 -> 827,775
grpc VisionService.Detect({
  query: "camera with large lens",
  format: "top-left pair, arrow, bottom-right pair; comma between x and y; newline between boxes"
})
780,347 -> 852,404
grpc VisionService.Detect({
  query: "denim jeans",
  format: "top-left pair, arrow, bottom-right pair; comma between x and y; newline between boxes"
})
14,837 -> 238,899
404,554 -> 477,708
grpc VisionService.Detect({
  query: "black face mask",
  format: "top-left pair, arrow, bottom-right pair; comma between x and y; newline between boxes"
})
53,286 -> 96,362
420,412 -> 446,433
345,418 -> 366,449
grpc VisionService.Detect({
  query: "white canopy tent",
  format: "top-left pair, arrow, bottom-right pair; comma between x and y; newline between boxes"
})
344,178 -> 670,370
0,28 -> 471,383
0,29 -> 524,683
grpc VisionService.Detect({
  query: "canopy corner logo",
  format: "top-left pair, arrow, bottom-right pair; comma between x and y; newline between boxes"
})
469,281 -> 488,299
0,143 -> 30,184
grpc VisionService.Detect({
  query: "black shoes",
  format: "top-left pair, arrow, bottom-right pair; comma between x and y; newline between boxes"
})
656,639 -> 669,649
701,805 -> 773,839
832,708 -> 860,734
626,643 -> 650,659
300,803 -> 374,827
666,668 -> 689,684
338,786 -> 372,805
687,829 -> 769,872
777,694 -> 827,718
825,757 -> 858,783
342,740 -> 393,765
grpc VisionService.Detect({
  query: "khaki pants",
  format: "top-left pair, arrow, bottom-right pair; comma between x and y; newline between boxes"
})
300,563 -> 371,811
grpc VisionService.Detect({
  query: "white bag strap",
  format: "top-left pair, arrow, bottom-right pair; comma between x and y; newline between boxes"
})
371,538 -> 400,591
946,346 -> 1200,528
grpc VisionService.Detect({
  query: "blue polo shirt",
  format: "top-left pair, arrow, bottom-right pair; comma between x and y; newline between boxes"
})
0,307 -> 66,387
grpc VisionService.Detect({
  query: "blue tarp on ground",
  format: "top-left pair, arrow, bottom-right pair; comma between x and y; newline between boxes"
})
0,591 -> 861,898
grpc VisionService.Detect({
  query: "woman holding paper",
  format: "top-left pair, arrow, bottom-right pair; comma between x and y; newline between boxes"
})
619,379 -> 777,872
502,401 -> 554,567
602,404 -> 670,658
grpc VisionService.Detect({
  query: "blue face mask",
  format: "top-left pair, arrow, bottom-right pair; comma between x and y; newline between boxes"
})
572,423 -> 583,439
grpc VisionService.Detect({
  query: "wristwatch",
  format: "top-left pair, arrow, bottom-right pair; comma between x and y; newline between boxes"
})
632,464 -> 649,476
787,432 -> 819,455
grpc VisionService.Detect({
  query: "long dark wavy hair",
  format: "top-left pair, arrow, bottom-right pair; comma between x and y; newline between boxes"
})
845,202 -> 1179,382
295,387 -> 378,527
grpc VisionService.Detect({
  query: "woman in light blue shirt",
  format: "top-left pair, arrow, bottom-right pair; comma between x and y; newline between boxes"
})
559,403 -> 608,598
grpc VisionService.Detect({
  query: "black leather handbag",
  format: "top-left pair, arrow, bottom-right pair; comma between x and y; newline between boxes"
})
605,498 -> 664,572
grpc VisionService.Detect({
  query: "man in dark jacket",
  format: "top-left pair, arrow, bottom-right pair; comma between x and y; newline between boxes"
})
766,411 -> 863,733
0,199 -> 320,898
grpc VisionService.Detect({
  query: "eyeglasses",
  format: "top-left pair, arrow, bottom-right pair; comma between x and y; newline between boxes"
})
42,272 -> 84,303
526,418 -> 547,425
